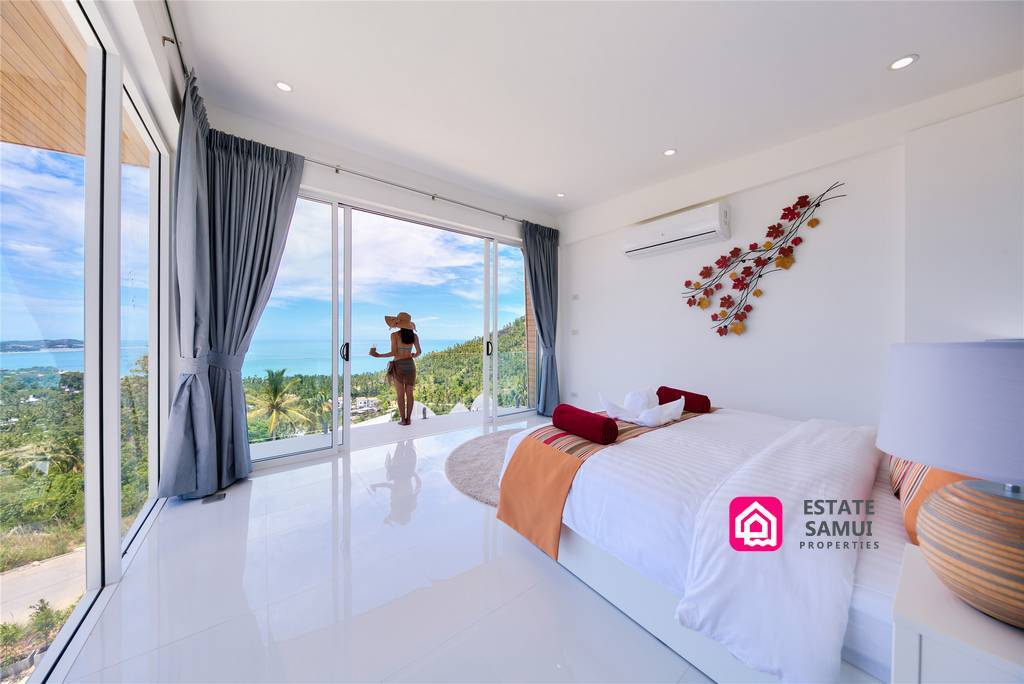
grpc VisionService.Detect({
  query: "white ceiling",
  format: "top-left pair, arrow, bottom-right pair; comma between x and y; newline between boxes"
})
173,1 -> 1023,214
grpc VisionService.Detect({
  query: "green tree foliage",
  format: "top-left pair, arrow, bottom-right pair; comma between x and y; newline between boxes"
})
0,366 -> 87,569
0,355 -> 152,569
120,356 -> 149,533
0,598 -> 78,667
245,369 -> 308,438
242,315 -> 532,440
0,318 -> 531,570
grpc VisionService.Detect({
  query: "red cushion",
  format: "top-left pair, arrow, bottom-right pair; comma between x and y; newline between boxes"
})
552,404 -> 619,445
656,386 -> 712,413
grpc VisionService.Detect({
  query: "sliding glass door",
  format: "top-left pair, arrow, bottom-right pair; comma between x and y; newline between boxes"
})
494,243 -> 535,414
247,200 -> 534,461
245,197 -> 336,460
348,209 -> 487,430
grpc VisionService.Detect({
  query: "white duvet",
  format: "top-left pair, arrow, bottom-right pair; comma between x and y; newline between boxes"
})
501,409 -> 881,683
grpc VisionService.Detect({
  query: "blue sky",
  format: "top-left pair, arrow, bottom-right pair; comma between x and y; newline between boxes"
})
2,144 -> 525,352
1,143 -> 88,341
0,142 -> 151,344
250,200 -> 526,351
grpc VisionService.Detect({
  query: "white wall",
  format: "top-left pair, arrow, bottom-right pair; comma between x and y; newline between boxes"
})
207,106 -> 555,242
559,148 -> 905,425
557,93 -> 1024,426
905,98 -> 1024,342
558,71 -> 1023,245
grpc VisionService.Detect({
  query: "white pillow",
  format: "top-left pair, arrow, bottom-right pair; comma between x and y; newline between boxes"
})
598,394 -> 632,421
601,388 -> 677,426
635,397 -> 684,427
623,388 -> 658,415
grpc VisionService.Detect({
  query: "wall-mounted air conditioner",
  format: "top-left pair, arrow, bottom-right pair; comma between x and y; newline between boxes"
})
623,202 -> 730,257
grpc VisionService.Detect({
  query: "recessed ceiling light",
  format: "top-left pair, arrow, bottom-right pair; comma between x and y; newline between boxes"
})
275,81 -> 293,92
556,193 -> 566,198
888,54 -> 918,71
663,148 -> 677,157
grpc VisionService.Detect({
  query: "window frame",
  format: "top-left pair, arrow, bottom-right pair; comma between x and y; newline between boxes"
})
492,242 -> 537,418
116,85 -> 165,557
17,1 -> 172,680
247,190 -> 533,471
245,195 -> 337,463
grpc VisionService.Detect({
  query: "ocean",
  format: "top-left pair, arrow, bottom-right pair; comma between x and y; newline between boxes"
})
0,338 -> 470,377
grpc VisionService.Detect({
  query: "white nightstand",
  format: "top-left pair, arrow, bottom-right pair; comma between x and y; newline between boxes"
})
892,544 -> 1024,683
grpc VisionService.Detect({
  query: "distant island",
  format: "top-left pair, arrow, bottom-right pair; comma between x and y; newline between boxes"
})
0,339 -> 84,353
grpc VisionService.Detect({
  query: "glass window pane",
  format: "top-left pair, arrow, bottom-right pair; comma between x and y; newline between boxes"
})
0,0 -> 88,674
245,198 -> 333,460
497,244 -> 533,413
119,100 -> 152,540
350,211 -> 485,425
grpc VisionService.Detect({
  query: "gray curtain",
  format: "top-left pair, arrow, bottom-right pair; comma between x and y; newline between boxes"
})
205,131 -> 303,491
523,222 -> 560,415
160,73 -> 304,499
160,73 -> 215,498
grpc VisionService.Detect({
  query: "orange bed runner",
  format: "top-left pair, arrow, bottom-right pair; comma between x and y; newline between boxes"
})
497,411 -> 707,559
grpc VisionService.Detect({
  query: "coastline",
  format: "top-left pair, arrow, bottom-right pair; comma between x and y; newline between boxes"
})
0,338 -> 471,377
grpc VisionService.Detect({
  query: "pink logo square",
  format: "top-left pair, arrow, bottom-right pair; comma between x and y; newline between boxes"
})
729,496 -> 783,551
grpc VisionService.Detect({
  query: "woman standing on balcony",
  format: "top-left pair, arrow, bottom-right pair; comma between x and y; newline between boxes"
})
369,312 -> 422,426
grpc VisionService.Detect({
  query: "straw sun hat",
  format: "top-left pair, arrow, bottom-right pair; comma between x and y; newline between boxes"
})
384,312 -> 416,330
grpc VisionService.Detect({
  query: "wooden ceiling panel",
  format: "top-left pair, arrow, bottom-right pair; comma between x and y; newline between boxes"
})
1,0 -> 150,167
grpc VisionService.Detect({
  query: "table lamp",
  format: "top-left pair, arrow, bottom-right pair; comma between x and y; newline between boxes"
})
876,341 -> 1023,628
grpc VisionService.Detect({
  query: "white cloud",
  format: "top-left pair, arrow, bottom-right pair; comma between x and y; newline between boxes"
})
269,203 -> 489,304
350,212 -> 483,301
4,241 -> 53,258
1,144 -> 88,286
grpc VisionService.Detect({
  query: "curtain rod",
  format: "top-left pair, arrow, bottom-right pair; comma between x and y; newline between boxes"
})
162,0 -> 188,79
305,157 -> 525,224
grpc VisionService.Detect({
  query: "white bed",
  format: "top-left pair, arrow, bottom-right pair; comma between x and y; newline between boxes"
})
844,456 -> 905,682
501,409 -> 906,683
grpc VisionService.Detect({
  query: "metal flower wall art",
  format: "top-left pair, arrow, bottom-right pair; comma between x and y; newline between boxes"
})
682,182 -> 845,337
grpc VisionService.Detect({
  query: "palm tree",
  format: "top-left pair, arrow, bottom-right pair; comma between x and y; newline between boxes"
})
246,369 -> 307,439
304,389 -> 332,434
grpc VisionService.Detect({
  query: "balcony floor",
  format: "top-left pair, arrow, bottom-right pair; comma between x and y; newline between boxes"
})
63,415 -> 708,683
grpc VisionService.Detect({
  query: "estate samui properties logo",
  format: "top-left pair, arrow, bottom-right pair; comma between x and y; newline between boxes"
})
729,496 -> 783,551
727,496 -> 880,552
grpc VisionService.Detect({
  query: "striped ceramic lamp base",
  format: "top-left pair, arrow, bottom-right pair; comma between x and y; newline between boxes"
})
917,479 -> 1024,629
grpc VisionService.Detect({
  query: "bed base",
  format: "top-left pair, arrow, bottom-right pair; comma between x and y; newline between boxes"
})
556,525 -> 880,684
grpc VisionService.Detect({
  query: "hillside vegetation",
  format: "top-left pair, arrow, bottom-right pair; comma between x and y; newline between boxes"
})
244,314 -> 531,438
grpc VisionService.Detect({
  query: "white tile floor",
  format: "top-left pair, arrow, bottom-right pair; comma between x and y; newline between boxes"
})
64,418 -> 711,683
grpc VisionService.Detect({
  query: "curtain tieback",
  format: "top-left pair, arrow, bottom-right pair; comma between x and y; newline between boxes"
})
208,351 -> 244,372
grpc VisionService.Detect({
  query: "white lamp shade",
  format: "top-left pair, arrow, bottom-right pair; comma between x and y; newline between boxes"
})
876,341 -> 1024,484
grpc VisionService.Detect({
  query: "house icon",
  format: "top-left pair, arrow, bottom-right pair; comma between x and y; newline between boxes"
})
734,500 -> 778,548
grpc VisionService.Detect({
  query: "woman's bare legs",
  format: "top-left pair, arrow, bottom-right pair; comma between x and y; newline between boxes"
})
404,385 -> 415,424
395,381 -> 408,424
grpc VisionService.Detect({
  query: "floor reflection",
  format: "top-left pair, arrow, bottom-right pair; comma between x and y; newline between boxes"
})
65,415 -> 700,683
368,440 -> 421,525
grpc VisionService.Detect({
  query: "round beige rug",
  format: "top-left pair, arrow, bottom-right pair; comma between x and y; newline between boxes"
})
444,429 -> 521,506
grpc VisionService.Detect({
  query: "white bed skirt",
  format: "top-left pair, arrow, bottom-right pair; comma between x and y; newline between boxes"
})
556,525 -> 880,684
